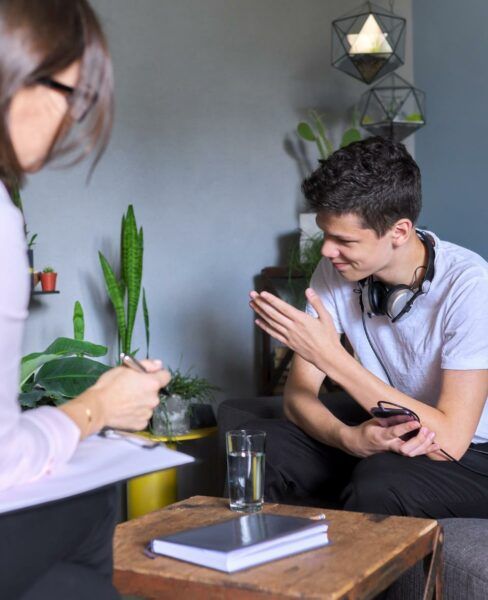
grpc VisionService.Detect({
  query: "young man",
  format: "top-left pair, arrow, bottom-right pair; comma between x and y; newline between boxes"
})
249,137 -> 488,518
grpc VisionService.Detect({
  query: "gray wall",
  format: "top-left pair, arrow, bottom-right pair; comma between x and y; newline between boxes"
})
23,0 -> 413,401
413,0 -> 488,258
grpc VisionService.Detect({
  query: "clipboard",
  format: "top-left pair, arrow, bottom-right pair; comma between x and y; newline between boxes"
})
0,434 -> 194,515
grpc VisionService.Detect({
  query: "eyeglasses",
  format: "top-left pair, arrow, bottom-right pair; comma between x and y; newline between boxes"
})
36,76 -> 98,122
37,76 -> 76,97
98,427 -> 162,450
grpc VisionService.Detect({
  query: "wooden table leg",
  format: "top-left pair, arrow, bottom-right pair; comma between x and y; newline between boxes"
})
422,526 -> 444,600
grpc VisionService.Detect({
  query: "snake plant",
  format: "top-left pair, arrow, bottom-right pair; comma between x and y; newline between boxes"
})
99,205 -> 149,359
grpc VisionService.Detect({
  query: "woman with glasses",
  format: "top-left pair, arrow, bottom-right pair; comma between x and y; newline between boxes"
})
0,2 -> 170,598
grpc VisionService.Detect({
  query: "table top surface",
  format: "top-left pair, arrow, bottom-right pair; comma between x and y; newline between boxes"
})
114,496 -> 439,599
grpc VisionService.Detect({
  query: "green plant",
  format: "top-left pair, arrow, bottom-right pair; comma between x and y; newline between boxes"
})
10,185 -> 24,215
165,367 -> 219,403
73,300 -> 85,342
42,266 -> 55,273
297,110 -> 362,161
99,205 -> 150,359
19,338 -> 109,408
151,367 -> 219,437
27,232 -> 37,250
287,233 -> 324,309
19,302 -> 110,409
11,185 -> 38,246
288,233 -> 323,282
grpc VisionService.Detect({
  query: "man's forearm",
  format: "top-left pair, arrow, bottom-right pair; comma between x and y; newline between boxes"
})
284,390 -> 351,451
321,350 -> 465,457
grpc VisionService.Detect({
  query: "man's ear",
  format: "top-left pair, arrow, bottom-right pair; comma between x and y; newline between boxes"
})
390,219 -> 413,248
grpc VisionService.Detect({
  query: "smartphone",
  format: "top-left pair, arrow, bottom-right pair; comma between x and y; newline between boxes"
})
370,405 -> 420,441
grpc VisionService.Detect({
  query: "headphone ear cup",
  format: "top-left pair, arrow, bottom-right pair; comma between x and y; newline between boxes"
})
369,280 -> 388,315
384,285 -> 414,320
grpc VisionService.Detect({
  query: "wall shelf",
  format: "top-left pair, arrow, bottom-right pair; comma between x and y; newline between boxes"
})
32,291 -> 60,296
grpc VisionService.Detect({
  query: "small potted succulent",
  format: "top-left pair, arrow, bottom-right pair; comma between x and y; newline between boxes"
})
40,267 -> 57,292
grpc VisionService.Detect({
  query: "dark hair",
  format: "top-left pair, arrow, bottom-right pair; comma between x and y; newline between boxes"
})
301,137 -> 422,237
0,0 -> 113,187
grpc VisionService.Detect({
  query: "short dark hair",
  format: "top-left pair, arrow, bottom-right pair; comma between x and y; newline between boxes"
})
301,137 -> 422,237
0,0 -> 113,188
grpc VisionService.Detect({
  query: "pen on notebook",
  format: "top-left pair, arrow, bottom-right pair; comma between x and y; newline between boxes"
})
120,352 -> 170,396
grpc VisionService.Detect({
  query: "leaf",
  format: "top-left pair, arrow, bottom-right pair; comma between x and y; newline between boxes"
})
73,301 -> 85,342
142,287 -> 150,359
44,337 -> 107,358
18,390 -> 46,409
341,127 -> 362,148
405,112 -> 423,122
99,251 -> 127,348
36,357 -> 110,398
120,212 -> 127,291
20,353 -> 60,389
123,207 -> 143,355
297,122 -> 316,142
20,338 -> 107,389
11,186 -> 24,214
311,111 -> 327,142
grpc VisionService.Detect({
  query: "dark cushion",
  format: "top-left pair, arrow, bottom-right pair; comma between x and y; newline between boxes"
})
386,519 -> 488,600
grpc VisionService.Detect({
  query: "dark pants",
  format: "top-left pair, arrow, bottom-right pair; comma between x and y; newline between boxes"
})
247,393 -> 488,518
0,486 -> 120,600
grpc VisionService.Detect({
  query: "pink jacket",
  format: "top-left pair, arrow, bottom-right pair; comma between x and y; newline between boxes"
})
0,183 -> 79,492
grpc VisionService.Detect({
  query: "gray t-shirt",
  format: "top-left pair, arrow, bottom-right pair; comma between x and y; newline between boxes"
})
307,231 -> 488,443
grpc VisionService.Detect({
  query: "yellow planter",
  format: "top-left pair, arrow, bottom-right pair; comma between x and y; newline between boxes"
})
126,427 -> 217,520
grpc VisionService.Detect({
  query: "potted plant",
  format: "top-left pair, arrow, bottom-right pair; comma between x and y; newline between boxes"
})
19,302 -> 110,409
99,205 -> 150,359
296,109 -> 362,161
40,267 -> 57,292
151,368 -> 219,437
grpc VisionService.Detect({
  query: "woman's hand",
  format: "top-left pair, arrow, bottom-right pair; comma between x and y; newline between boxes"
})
61,359 -> 172,436
342,419 -> 440,458
92,359 -> 171,431
249,288 -> 342,371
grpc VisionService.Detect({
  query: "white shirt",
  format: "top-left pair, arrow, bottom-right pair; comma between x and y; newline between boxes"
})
307,231 -> 488,443
0,182 -> 79,492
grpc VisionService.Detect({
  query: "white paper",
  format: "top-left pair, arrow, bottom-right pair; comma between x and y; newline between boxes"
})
0,434 -> 194,514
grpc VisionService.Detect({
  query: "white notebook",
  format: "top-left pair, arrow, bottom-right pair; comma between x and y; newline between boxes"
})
0,434 -> 193,514
151,512 -> 329,572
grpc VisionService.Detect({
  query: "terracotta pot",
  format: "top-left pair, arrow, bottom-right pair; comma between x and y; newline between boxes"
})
40,272 -> 57,292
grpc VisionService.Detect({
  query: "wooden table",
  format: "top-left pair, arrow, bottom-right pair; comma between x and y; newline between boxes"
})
114,496 -> 443,599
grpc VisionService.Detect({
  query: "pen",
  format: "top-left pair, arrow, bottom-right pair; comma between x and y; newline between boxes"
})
120,352 -> 170,396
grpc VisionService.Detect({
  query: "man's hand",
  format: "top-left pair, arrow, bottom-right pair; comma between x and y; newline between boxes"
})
249,288 -> 342,371
342,419 -> 440,458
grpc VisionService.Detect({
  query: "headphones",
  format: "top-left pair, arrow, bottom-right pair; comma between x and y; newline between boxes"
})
358,231 -> 435,323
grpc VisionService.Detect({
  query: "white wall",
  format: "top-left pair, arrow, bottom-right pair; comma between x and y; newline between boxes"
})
22,0 -> 414,401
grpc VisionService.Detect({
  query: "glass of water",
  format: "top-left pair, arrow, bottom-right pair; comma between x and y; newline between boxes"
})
226,429 -> 266,512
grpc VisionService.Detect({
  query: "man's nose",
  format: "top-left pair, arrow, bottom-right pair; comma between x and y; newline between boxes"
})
321,238 -> 339,258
